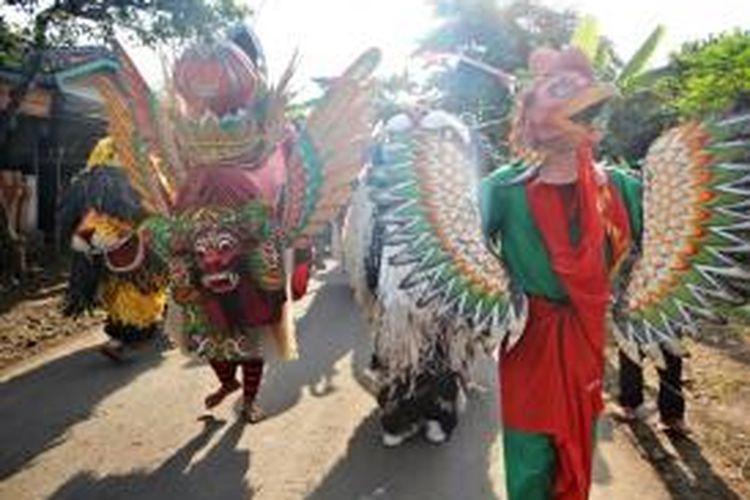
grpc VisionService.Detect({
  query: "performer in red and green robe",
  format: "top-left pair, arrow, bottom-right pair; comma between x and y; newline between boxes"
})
370,43 -> 750,500
479,48 -> 642,500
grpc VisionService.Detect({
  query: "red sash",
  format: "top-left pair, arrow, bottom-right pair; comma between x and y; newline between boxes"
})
500,145 -> 631,499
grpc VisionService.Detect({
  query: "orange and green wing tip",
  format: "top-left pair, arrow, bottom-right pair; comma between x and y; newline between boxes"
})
615,113 -> 750,351
371,111 -> 523,336
286,47 -> 380,241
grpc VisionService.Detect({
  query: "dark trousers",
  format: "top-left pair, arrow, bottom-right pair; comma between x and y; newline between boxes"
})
618,349 -> 685,421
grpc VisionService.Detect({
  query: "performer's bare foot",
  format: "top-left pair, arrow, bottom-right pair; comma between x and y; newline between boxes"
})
99,340 -> 126,362
204,380 -> 241,409
241,401 -> 265,424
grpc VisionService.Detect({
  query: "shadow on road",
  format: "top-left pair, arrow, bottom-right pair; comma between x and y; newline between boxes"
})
48,418 -> 253,500
592,417 -> 615,485
306,390 -> 500,500
602,351 -> 743,499
622,418 -> 741,499
257,266 -> 367,418
0,344 -> 165,480
297,266 -> 500,499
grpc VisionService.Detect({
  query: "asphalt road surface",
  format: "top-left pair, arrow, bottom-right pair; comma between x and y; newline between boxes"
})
0,266 -> 669,499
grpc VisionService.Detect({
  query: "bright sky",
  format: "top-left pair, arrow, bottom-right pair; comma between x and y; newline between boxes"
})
248,0 -> 436,89
554,0 -> 750,64
127,0 -> 749,92
245,0 -> 749,96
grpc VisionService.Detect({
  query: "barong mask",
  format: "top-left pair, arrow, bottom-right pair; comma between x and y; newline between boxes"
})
193,227 -> 242,294
55,29 -> 381,362
167,204 -> 272,299
59,138 -> 167,323
63,139 -> 146,268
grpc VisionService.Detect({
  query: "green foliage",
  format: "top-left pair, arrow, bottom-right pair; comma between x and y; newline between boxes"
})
616,25 -> 665,91
570,14 -> 599,61
600,89 -> 677,165
418,2 -> 668,163
1,0 -> 249,59
373,71 -> 421,121
418,0 -> 578,156
597,25 -> 672,164
568,20 -> 670,164
591,38 -> 622,81
0,18 -> 28,66
661,30 -> 750,118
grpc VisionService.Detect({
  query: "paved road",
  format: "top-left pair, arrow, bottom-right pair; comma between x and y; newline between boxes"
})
0,267 -> 669,499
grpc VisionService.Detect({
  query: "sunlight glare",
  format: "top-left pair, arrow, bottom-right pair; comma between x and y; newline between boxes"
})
249,0 -> 437,96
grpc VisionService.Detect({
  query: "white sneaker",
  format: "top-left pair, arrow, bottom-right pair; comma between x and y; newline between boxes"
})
382,423 -> 419,447
424,420 -> 447,444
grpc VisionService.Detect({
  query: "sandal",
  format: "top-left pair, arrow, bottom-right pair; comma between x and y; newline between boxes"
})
204,380 -> 241,409
241,401 -> 265,424
99,341 -> 126,363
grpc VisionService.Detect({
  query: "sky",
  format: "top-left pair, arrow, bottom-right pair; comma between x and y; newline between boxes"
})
554,0 -> 750,63
246,0 -> 749,97
125,0 -> 749,93
248,0 -> 436,89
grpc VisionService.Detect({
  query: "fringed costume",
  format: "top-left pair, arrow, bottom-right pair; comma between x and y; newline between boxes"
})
60,137 -> 168,361
344,132 -> 475,446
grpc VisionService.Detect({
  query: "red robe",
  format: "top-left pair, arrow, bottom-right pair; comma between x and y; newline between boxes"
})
500,145 -> 632,499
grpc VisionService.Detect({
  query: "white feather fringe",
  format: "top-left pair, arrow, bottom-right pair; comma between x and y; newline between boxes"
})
342,181 -> 377,312
343,177 -> 485,396
372,245 -> 480,391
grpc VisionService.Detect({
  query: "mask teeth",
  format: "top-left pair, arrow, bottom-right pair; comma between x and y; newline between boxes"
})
198,110 -> 220,126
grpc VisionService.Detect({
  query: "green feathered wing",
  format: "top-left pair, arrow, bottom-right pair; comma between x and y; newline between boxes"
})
282,48 -> 381,242
370,112 -> 527,340
613,115 -> 750,362
54,42 -> 177,215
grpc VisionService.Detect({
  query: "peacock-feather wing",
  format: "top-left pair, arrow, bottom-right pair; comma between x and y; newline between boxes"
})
613,114 -> 750,361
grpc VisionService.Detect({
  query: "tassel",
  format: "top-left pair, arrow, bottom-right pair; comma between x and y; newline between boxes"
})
164,295 -> 189,355
271,247 -> 299,360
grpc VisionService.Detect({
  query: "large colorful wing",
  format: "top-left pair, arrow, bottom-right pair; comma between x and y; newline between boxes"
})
368,110 -> 527,340
54,43 -> 176,214
613,115 -> 750,361
282,48 -> 381,241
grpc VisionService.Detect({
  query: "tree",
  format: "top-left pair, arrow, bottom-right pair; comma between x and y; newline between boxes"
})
416,0 -> 578,157
0,0 -> 247,282
602,29 -> 750,163
0,0 -> 248,146
570,21 -> 675,164
599,89 -> 677,165
660,30 -> 750,118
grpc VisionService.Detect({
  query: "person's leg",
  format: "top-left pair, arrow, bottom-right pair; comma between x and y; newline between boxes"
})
99,319 -> 137,362
240,358 -> 265,423
206,360 -> 241,409
503,428 -> 555,500
618,349 -> 644,417
657,348 -> 688,433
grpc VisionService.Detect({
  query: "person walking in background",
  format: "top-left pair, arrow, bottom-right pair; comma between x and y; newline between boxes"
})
617,347 -> 690,435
